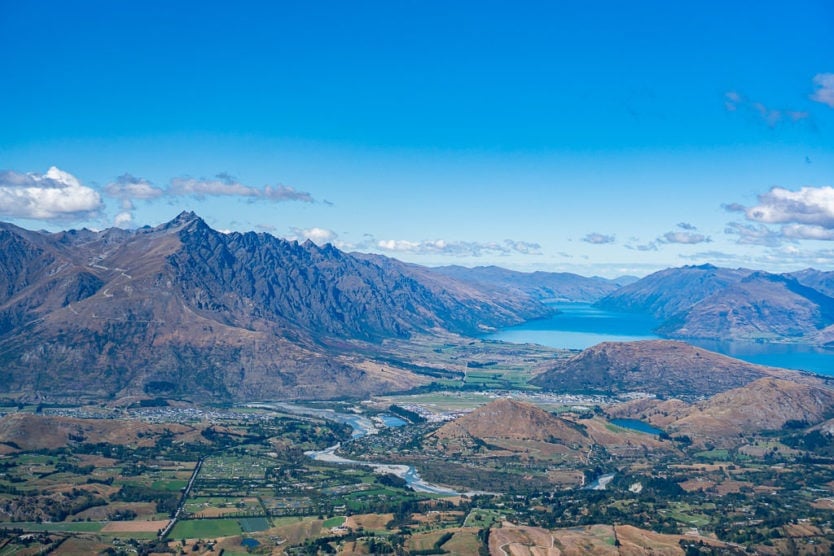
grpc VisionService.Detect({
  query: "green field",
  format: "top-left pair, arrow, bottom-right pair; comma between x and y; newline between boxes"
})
463,508 -> 507,528
695,449 -> 731,461
151,479 -> 188,491
170,518 -> 243,538
323,516 -> 345,528
239,516 -> 271,532
4,521 -> 105,533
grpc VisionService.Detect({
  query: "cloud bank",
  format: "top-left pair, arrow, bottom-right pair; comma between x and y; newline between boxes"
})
0,167 -> 317,227
169,173 -> 314,202
103,172 -> 315,226
0,167 -> 103,220
726,185 -> 834,247
279,226 -> 543,259
746,186 -> 834,228
376,238 -> 541,257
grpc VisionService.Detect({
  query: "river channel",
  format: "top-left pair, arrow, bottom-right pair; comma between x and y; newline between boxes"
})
248,402 -> 459,496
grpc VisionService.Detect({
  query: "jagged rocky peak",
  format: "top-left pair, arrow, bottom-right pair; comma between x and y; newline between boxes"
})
158,210 -> 205,232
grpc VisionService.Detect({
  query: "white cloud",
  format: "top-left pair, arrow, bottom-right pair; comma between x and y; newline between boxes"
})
724,222 -> 784,247
503,240 -> 541,254
811,73 -> 834,108
582,232 -> 615,245
781,223 -> 834,241
746,186 -> 834,228
378,239 -> 423,251
170,174 -> 258,198
262,184 -> 315,202
104,174 -> 164,200
725,186 -> 834,246
0,167 -> 102,220
722,202 -> 746,213
660,231 -> 711,245
169,173 -> 314,202
288,226 -> 339,245
376,237 -> 541,257
114,211 -> 133,227
104,174 -> 166,227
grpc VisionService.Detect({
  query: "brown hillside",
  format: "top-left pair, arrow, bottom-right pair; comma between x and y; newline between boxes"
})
431,398 -> 589,445
607,397 -> 691,428
0,413 -> 201,451
671,378 -> 834,444
610,378 -> 834,448
427,399 -> 676,461
489,523 -> 737,555
531,340 -> 801,398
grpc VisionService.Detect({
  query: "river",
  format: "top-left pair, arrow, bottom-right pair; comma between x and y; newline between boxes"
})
304,443 -> 459,496
248,402 -> 459,495
486,302 -> 834,376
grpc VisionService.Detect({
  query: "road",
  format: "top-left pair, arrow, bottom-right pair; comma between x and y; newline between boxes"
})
159,457 -> 203,539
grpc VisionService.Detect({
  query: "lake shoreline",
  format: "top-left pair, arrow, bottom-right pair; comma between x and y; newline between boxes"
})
486,302 -> 834,377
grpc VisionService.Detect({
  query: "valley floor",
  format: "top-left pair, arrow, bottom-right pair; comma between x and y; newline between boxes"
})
2,387 -> 834,555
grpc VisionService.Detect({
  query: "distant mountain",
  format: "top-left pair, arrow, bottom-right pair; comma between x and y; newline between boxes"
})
0,212 -> 551,402
429,265 -> 632,303
595,264 -> 834,344
657,272 -> 834,341
530,340 -> 797,399
595,264 -> 751,320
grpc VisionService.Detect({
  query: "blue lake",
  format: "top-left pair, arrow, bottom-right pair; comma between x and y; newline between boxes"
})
611,418 -> 664,436
380,414 -> 408,428
486,303 -> 834,377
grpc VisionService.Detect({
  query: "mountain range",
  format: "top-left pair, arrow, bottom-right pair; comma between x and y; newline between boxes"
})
0,212 -> 605,402
596,264 -> 834,345
2,213 -> 834,403
430,264 -> 634,302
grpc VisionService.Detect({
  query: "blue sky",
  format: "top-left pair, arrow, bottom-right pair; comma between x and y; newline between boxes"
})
1,1 -> 833,277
